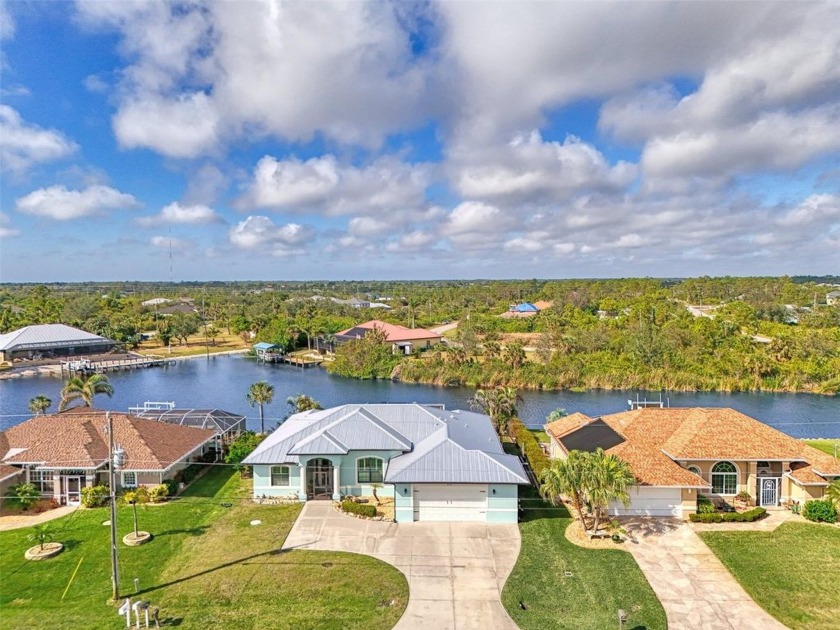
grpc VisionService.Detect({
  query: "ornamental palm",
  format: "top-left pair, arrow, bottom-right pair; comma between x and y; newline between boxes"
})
539,450 -> 592,528
28,395 -> 52,415
469,387 -> 521,435
585,448 -> 636,533
59,374 -> 114,411
246,381 -> 275,434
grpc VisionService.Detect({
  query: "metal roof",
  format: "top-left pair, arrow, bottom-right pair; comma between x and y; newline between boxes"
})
135,408 -> 246,434
0,324 -> 113,352
243,403 -> 528,485
253,342 -> 278,351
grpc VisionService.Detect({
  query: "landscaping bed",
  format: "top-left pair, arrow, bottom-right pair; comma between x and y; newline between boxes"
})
501,488 -> 666,630
0,467 -> 408,629
700,522 -> 840,630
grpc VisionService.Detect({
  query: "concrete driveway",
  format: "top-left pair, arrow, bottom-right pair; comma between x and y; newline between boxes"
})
622,518 -> 788,630
282,502 -> 520,630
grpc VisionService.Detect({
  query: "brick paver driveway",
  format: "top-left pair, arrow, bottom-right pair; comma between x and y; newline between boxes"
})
623,518 -> 788,630
283,502 -> 520,630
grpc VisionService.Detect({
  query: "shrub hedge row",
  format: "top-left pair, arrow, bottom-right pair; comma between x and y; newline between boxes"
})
689,506 -> 767,523
508,418 -> 549,480
340,500 -> 377,518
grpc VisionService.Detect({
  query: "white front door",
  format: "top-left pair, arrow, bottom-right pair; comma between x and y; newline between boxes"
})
63,476 -> 82,505
759,478 -> 779,507
413,484 -> 487,521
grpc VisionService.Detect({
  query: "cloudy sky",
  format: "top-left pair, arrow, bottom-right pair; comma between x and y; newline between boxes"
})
1,1 -> 839,282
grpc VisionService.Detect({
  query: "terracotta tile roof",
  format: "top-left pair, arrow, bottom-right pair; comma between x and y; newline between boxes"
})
532,301 -> 553,310
0,463 -> 23,483
0,410 -> 215,471
336,320 -> 442,343
545,407 -> 838,488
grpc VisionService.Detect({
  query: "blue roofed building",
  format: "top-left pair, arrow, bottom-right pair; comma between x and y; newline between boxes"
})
242,403 -> 528,522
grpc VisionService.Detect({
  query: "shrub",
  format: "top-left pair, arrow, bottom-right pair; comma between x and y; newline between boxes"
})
148,484 -> 169,503
173,463 -> 206,485
697,495 -> 715,514
80,485 -> 110,508
162,478 -> 179,496
13,483 -> 41,510
689,507 -> 767,523
802,499 -> 837,523
340,500 -> 377,518
508,418 -> 549,480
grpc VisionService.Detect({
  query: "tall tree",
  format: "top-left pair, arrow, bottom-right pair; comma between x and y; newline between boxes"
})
539,451 -> 592,528
586,448 -> 636,532
286,394 -> 322,415
246,381 -> 275,433
28,395 -> 52,415
469,387 -> 521,435
59,374 -> 114,411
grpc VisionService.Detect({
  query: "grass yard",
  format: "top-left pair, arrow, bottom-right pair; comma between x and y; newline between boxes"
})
501,488 -> 666,630
0,467 -> 408,630
528,429 -> 550,443
700,522 -> 840,630
136,331 -> 249,358
804,439 -> 839,458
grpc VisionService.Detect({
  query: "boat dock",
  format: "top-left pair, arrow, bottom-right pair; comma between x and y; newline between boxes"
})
61,355 -> 176,376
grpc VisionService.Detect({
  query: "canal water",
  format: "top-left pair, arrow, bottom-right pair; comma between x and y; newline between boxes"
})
1,354 -> 837,437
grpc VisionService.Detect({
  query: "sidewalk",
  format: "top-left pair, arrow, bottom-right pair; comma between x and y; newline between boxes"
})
0,506 -> 77,531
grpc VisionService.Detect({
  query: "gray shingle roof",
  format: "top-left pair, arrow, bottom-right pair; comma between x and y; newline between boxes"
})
243,404 -> 528,485
0,324 -> 113,352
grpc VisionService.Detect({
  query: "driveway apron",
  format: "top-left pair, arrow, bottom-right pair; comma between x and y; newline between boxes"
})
623,518 -> 788,630
282,502 -> 520,630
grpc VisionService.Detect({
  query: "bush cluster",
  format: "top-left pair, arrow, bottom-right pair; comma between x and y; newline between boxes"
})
689,506 -> 766,523
340,500 -> 377,518
148,484 -> 170,503
173,463 -> 206,485
80,485 -> 110,508
508,419 -> 549,479
697,495 -> 716,514
162,478 -> 179,496
802,499 -> 837,523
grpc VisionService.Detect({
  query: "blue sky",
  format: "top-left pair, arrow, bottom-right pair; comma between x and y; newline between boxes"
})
1,1 -> 839,282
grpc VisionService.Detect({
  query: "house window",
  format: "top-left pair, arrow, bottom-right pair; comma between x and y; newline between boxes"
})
357,458 -> 383,484
122,472 -> 137,488
29,469 -> 54,493
711,462 -> 738,495
270,466 -> 290,486
687,465 -> 702,477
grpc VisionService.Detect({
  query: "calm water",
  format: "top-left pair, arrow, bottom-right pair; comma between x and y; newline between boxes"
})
1,355 -> 838,438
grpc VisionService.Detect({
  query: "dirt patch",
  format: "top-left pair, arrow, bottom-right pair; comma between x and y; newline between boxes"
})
564,519 -> 629,550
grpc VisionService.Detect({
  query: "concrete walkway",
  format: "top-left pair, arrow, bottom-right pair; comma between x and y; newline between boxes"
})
0,506 -> 77,531
622,517 -> 788,630
282,502 -> 520,630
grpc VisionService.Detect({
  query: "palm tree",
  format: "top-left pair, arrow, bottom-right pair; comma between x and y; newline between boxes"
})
546,408 -> 568,423
826,479 -> 840,507
28,395 -> 52,415
539,451 -> 592,528
585,448 -> 636,533
59,373 -> 114,411
469,387 -> 521,435
286,394 -> 322,415
246,381 -> 275,433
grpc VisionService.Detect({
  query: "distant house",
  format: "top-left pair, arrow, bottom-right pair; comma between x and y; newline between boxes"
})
0,410 -> 216,505
158,302 -> 199,316
335,319 -> 442,354
141,297 -> 173,307
0,324 -> 118,362
499,300 -> 552,319
827,290 -> 840,305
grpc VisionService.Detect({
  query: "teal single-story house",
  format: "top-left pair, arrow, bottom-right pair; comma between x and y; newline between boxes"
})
242,403 -> 528,523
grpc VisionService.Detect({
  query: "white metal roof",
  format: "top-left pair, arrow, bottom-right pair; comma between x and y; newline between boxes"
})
0,324 -> 112,352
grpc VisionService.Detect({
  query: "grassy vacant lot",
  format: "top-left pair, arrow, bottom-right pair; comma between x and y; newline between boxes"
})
804,439 -> 839,457
700,522 -> 840,630
136,331 -> 249,358
502,489 -> 666,630
0,468 -> 407,630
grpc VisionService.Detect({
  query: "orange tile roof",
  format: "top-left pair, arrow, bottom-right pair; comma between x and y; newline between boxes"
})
337,320 -> 442,342
533,301 -> 553,310
545,407 -> 839,488
0,463 -> 22,483
0,410 -> 215,471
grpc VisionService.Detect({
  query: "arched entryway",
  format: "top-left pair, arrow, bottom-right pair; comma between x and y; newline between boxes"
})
306,458 -> 334,500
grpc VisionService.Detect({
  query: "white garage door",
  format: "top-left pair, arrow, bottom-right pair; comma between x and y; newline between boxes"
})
609,487 -> 683,517
413,484 -> 488,521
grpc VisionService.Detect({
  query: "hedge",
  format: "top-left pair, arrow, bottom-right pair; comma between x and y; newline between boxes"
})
340,500 -> 377,518
802,499 -> 837,523
80,485 -> 110,508
508,418 -> 549,480
689,506 -> 767,523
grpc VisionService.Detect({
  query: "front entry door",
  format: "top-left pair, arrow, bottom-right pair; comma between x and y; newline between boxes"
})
306,459 -> 334,499
760,478 -> 779,507
64,476 -> 82,505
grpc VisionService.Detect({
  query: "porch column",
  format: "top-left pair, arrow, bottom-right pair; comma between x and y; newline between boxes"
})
298,462 -> 307,502
52,473 -> 61,502
332,459 -> 341,502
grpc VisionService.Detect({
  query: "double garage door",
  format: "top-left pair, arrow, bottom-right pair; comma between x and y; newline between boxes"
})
413,484 -> 488,521
609,487 -> 683,518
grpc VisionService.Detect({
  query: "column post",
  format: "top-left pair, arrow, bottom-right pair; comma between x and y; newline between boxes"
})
332,458 -> 341,502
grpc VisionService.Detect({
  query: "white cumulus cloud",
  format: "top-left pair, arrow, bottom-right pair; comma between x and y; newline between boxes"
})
0,105 -> 77,174
15,185 -> 140,220
229,215 -> 314,255
137,201 -> 224,227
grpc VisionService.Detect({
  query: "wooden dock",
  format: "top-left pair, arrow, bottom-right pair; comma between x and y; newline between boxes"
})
281,355 -> 323,368
61,355 -> 176,376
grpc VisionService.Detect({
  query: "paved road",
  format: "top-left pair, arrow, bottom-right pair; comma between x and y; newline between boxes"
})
429,322 -> 459,335
283,502 -> 520,630
623,518 -> 788,630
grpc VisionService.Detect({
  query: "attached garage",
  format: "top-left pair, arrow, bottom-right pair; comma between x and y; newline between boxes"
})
609,487 -> 683,518
413,484 -> 488,522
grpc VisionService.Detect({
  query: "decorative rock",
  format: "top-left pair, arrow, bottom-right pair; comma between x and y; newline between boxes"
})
102,520 -> 111,526
123,531 -> 152,546
25,542 -> 64,561
250,519 -> 262,526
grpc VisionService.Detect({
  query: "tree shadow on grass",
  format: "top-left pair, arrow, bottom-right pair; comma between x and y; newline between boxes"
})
154,525 -> 211,538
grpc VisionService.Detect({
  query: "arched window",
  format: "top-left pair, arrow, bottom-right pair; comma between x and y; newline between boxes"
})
711,461 -> 738,495
687,465 -> 702,477
357,458 -> 383,484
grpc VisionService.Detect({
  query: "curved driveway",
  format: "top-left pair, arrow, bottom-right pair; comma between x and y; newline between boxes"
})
282,502 -> 520,630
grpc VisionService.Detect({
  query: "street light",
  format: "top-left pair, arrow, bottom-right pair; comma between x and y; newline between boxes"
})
106,412 -> 125,601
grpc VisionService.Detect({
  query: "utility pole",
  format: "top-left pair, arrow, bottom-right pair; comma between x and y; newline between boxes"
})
107,412 -> 121,602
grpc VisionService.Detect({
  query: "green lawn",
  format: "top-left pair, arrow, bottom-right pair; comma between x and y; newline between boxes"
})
0,468 -> 408,630
700,522 -> 840,630
501,488 -> 666,630
804,439 -> 839,457
529,429 -> 550,443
